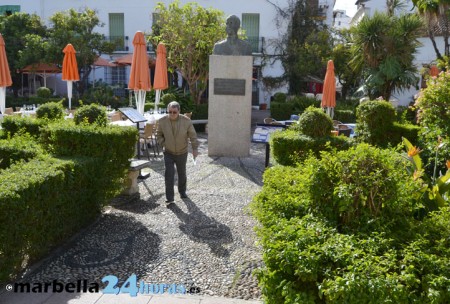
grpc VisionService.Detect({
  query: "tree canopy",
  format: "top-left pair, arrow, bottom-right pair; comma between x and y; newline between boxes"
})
151,0 -> 225,104
349,12 -> 423,100
412,0 -> 450,62
0,13 -> 47,96
47,8 -> 117,94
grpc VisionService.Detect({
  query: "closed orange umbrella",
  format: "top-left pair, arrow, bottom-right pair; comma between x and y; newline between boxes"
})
321,60 -> 336,118
0,34 -> 12,115
128,31 -> 151,114
62,44 -> 80,110
430,65 -> 439,77
153,43 -> 168,111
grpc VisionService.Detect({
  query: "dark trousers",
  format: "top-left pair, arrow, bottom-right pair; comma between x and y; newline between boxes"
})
163,152 -> 188,200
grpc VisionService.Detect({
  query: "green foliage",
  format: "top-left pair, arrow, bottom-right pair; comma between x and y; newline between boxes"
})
291,95 -> 321,113
272,92 -> 287,103
297,106 -> 333,137
389,122 -> 421,146
270,129 -> 352,166
36,87 -> 52,98
160,93 -> 177,108
269,102 -> 296,120
0,134 -> 44,169
0,121 -> 138,281
416,71 -> 450,175
356,100 -> 396,147
73,103 -> 107,126
35,101 -> 65,121
191,103 -> 208,120
151,0 -> 225,104
349,12 -> 422,100
81,82 -> 129,109
0,12 -> 47,95
280,0 -> 333,95
333,109 -> 355,122
0,115 -> 46,138
403,137 -> 450,209
47,8 -> 117,95
251,144 -> 448,303
0,155 -> 113,281
40,122 -> 137,161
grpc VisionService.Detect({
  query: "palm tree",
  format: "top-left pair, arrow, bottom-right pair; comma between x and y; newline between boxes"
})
386,0 -> 408,17
350,12 -> 423,100
412,0 -> 450,60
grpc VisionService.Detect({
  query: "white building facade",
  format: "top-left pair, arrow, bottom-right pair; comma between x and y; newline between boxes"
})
3,0 -> 336,105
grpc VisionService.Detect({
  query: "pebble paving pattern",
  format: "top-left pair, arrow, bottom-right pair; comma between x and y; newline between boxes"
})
19,133 -> 266,301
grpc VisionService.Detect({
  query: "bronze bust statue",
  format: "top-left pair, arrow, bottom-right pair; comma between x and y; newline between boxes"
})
213,15 -> 252,56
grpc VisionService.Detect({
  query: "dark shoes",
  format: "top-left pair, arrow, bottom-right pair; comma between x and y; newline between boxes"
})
179,192 -> 188,199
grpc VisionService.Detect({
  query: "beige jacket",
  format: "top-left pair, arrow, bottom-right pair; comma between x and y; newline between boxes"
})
156,115 -> 199,155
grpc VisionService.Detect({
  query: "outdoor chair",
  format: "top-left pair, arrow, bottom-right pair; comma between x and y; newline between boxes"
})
3,107 -> 13,115
338,128 -> 352,137
333,120 -> 343,128
110,112 -> 122,122
264,117 -> 283,125
139,123 -> 159,159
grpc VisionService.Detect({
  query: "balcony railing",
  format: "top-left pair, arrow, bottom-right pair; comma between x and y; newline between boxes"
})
104,36 -> 156,53
104,35 -> 129,52
245,37 -> 265,54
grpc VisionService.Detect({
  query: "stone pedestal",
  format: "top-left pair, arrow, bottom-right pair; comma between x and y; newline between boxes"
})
208,55 -> 252,157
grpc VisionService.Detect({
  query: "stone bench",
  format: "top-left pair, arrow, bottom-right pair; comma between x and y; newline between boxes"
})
122,159 -> 151,195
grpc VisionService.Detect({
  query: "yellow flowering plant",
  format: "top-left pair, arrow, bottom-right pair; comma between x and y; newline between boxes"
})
403,137 -> 450,207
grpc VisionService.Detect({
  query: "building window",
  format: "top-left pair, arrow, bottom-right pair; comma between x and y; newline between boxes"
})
241,13 -> 260,53
109,13 -> 125,51
111,66 -> 126,86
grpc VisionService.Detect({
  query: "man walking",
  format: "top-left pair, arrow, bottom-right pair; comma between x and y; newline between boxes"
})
157,101 -> 199,203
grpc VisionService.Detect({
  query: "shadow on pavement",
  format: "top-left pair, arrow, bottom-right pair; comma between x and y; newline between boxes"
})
20,214 -> 161,286
167,198 -> 233,258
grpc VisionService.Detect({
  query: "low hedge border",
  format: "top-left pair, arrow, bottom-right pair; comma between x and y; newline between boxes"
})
0,135 -> 44,169
0,156 -> 104,281
270,129 -> 353,166
0,116 -> 47,138
0,121 -> 138,282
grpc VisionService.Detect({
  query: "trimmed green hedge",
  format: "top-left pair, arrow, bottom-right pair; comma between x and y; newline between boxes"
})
0,116 -> 46,138
0,120 -> 138,281
270,102 -> 296,120
356,100 -> 421,147
334,109 -> 356,122
270,129 -> 352,166
0,156 -> 107,281
40,122 -> 137,159
251,144 -> 450,303
0,135 -> 44,169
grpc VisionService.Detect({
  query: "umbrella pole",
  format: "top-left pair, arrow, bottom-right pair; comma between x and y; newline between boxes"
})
67,81 -> 73,110
0,87 -> 5,114
155,90 -> 161,111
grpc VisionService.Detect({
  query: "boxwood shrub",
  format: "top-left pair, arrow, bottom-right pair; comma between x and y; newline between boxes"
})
0,134 -> 44,169
251,144 -> 450,303
73,103 -> 108,126
0,121 -> 139,281
270,129 -> 352,166
35,101 -> 65,120
0,155 -> 111,281
0,115 -> 46,138
269,102 -> 296,120
356,100 -> 396,147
